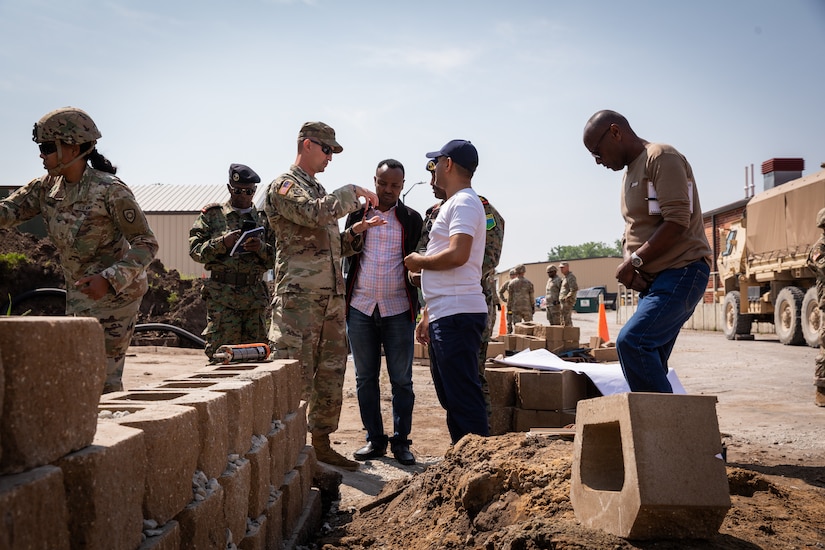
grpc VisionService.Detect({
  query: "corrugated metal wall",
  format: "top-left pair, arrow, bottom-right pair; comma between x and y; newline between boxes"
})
145,213 -> 208,279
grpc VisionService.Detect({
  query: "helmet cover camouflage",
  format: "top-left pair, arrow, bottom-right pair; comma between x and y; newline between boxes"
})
515,264 -> 526,274
546,265 -> 557,274
817,207 -> 825,229
32,107 -> 101,145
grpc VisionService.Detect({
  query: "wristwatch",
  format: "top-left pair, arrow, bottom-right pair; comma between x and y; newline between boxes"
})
348,226 -> 358,238
630,252 -> 644,268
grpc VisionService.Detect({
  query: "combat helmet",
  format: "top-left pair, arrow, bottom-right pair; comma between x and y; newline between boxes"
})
546,265 -> 557,274
515,264 -> 526,274
818,207 -> 825,229
32,107 -> 101,145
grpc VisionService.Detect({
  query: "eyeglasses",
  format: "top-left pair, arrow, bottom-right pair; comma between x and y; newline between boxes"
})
590,126 -> 612,160
426,159 -> 436,173
38,142 -> 57,155
229,185 -> 256,196
308,139 -> 333,156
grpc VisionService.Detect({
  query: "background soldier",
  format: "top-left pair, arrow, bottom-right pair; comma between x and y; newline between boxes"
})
189,164 -> 273,361
559,261 -> 579,326
806,207 -> 825,407
498,268 -> 517,333
545,264 -> 562,325
506,264 -> 534,325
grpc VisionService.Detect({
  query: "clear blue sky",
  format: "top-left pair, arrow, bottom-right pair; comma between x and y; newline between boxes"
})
2,0 -> 823,272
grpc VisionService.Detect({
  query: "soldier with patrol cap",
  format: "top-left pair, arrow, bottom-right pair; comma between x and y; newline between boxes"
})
189,163 -> 274,361
806,207 -> 825,407
545,264 -> 562,325
497,268 -> 518,333
0,106 -> 158,393
506,264 -> 535,326
265,121 -> 380,470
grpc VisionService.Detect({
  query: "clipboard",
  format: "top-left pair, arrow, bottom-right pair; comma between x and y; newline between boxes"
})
230,226 -> 264,256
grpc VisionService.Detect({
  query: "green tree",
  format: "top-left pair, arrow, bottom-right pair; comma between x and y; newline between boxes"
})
546,239 -> 622,261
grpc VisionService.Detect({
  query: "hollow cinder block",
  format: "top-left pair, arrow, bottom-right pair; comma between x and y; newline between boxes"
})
0,465 -> 71,550
283,402 -> 308,474
280,470 -> 303,541
176,482 -> 225,550
102,388 -> 229,480
218,457 -> 251,543
571,393 -> 731,539
200,363 -> 279,435
98,403 -> 199,524
295,445 -> 316,500
58,422 -> 146,550
245,436 -> 271,518
267,423 -> 287,487
0,317 -> 105,474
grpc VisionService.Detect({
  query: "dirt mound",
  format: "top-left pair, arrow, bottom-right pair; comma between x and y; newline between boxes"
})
0,227 -> 206,344
319,433 -> 825,549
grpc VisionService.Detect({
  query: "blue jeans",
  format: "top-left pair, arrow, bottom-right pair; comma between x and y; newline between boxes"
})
616,260 -> 710,392
346,306 -> 415,446
429,312 -> 489,443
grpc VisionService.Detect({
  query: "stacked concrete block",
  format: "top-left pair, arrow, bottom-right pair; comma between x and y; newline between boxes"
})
0,465 -> 71,549
218,457 -> 251,544
202,363 -> 276,435
240,514 -> 268,550
0,317 -> 105,474
485,366 -> 519,435
267,422 -> 287,488
571,393 -> 731,539
98,403 -> 200,524
176,479 -> 225,549
245,435 -> 272,518
264,489 -> 284,550
280,470 -> 303,539
283,488 -> 323,549
57,422 -> 146,550
138,520 -> 180,550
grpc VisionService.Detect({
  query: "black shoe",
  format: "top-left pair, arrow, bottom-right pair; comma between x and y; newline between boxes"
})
353,441 -> 387,461
391,442 -> 415,466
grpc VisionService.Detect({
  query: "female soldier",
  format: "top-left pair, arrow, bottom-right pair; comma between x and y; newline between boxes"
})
0,107 -> 158,393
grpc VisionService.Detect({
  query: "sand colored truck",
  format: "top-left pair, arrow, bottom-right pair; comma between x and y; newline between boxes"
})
718,168 -> 825,346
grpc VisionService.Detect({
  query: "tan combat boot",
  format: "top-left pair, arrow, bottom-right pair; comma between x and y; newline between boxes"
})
312,433 -> 359,471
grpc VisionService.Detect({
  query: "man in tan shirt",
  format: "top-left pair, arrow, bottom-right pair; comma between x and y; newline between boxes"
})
583,110 -> 711,392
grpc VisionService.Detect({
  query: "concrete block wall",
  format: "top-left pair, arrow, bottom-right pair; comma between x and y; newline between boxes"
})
0,317 -> 323,550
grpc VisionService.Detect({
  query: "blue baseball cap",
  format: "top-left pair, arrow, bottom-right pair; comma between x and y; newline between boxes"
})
425,139 -> 478,173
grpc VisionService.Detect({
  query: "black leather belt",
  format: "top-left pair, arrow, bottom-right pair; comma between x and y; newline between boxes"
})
210,271 -> 261,285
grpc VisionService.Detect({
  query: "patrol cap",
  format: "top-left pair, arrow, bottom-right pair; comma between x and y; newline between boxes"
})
229,163 -> 260,185
298,121 -> 343,153
818,207 -> 825,228
515,264 -> 526,274
508,269 -> 516,276
559,261 -> 569,267
546,265 -> 557,273
425,139 -> 478,173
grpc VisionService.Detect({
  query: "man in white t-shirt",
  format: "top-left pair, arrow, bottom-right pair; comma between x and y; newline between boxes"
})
404,139 -> 489,443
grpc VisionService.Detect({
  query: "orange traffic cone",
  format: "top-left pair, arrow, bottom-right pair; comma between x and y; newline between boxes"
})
498,304 -> 508,336
598,294 -> 610,343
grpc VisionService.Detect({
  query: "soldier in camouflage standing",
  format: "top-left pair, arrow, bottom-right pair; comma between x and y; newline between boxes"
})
545,264 -> 562,325
806,207 -> 825,407
497,269 -> 517,333
559,261 -> 579,327
410,158 -> 504,422
506,264 -> 535,325
265,121 -> 379,470
189,164 -> 274,361
0,107 -> 158,393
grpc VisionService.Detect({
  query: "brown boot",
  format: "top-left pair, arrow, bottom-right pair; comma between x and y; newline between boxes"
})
816,387 -> 825,407
312,434 -> 359,471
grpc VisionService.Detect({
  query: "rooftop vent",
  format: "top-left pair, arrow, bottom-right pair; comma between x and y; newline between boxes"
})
761,158 -> 804,191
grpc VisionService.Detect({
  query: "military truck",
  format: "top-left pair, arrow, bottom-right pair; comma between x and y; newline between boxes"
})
718,169 -> 825,346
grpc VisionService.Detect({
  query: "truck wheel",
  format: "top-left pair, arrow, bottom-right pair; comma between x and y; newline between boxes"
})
802,287 -> 822,348
722,291 -> 752,340
775,286 -> 805,346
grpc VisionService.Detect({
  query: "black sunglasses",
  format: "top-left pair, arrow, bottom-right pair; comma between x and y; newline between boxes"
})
229,185 -> 256,196
308,139 -> 333,155
38,142 -> 58,155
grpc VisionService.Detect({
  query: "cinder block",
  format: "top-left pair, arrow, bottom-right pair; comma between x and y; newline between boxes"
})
0,317 -> 105,474
176,482 -> 225,550
282,488 -> 322,549
102,388 -> 230,480
497,333 -> 517,350
98,403 -> 199,524
210,380 -> 256,455
265,490 -> 284,550
0,465 -> 70,549
563,326 -> 580,342
571,393 -> 731,539
239,514 -> 267,550
489,406 -> 513,436
512,408 -> 562,431
267,423 -> 287,487
266,359 -> 300,421
591,347 -> 619,362
486,341 -> 506,358
544,325 -> 564,341
138,519 -> 180,550
280,470 -> 303,540
513,321 -> 537,335
201,363 -> 278,435
282,403 -> 308,474
245,436 -> 271,518
485,366 -> 522,407
58,422 -> 146,550
282,359 -> 303,414
516,369 -> 587,411
218,457 -> 251,544
295,446 -> 317,499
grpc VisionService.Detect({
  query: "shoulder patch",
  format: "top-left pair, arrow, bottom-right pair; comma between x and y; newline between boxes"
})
277,180 -> 294,196
486,213 -> 496,231
201,203 -> 222,214
478,195 -> 490,206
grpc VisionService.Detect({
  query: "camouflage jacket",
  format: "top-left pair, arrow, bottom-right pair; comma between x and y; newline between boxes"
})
807,236 -> 825,305
560,272 -> 579,304
189,202 -> 273,274
264,164 -> 361,296
507,276 -> 535,313
545,275 -> 562,306
0,167 -> 157,312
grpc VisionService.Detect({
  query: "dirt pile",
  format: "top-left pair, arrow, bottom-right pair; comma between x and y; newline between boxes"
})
319,433 -> 825,549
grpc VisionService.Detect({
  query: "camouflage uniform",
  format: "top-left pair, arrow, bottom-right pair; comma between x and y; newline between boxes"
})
0,168 -> 158,391
806,208 -> 825,406
507,273 -> 535,324
545,271 -> 562,325
498,273 -> 516,333
189,202 -> 274,360
264,164 -> 362,437
560,270 -> 579,327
